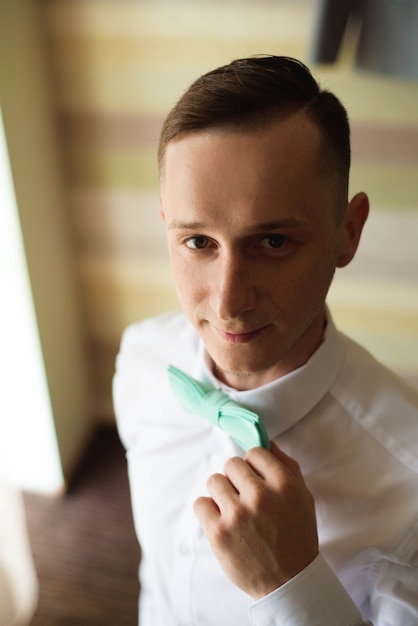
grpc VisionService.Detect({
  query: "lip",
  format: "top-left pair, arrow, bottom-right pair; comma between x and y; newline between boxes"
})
214,325 -> 267,344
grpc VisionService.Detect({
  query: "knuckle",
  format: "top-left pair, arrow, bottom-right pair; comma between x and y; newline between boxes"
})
244,447 -> 261,465
279,477 -> 307,509
210,518 -> 230,546
224,455 -> 242,473
289,456 -> 301,472
193,495 -> 206,512
249,482 -> 270,511
288,457 -> 303,480
229,502 -> 248,528
280,478 -> 298,500
206,472 -> 222,490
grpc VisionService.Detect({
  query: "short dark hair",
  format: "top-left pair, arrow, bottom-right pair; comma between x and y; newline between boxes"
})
158,56 -> 351,210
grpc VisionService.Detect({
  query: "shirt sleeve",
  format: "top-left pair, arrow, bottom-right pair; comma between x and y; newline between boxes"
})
248,553 -> 371,626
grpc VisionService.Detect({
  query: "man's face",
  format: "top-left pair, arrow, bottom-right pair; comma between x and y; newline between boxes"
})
160,113 -> 367,390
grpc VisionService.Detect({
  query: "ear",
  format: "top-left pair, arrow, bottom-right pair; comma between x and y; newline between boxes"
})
336,192 -> 369,268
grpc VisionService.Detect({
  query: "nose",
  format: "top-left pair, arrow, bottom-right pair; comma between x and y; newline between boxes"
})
211,251 -> 256,320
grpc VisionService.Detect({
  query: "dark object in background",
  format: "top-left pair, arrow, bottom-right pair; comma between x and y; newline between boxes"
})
310,0 -> 418,81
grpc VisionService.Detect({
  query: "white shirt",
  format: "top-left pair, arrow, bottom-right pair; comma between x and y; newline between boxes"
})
113,311 -> 418,626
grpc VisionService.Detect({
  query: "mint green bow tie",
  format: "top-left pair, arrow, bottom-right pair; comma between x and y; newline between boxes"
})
167,365 -> 270,451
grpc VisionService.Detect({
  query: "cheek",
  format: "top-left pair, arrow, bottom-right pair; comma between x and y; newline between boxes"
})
303,254 -> 337,306
169,255 -> 204,309
279,248 -> 336,308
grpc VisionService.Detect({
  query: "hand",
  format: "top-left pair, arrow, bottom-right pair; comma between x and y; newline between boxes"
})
193,442 -> 318,600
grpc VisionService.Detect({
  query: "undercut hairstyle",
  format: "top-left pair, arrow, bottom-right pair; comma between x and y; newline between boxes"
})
158,55 -> 351,216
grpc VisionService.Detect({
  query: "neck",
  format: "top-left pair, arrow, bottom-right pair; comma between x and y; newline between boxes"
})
210,310 -> 328,391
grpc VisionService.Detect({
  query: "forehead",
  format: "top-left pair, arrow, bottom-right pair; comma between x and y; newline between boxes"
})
160,115 -> 340,234
161,114 -> 328,203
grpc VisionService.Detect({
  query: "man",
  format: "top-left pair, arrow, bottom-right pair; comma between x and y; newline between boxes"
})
113,56 -> 418,625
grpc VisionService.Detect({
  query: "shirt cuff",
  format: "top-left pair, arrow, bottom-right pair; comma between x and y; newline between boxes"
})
248,553 -> 365,626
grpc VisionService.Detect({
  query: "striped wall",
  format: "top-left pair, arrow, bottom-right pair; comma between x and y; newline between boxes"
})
39,0 -> 418,418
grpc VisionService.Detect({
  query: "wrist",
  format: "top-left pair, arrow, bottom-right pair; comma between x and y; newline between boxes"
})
250,549 -> 320,601
249,554 -> 363,626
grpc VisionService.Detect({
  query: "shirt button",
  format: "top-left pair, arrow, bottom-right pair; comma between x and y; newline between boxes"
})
209,454 -> 220,469
179,542 -> 193,556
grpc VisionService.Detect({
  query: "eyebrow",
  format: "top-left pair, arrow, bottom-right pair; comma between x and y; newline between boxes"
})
168,220 -> 206,230
168,219 -> 309,232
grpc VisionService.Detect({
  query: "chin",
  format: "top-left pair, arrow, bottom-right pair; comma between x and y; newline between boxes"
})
211,349 -> 282,380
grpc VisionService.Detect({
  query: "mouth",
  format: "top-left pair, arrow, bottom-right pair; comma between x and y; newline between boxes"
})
214,325 -> 268,344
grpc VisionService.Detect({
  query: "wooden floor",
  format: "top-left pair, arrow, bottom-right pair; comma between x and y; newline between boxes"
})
23,427 -> 140,626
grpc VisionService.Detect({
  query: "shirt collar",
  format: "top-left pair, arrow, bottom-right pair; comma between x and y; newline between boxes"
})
193,313 -> 346,439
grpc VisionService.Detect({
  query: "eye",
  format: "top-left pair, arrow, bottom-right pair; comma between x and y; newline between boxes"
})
260,234 -> 287,249
185,236 -> 211,249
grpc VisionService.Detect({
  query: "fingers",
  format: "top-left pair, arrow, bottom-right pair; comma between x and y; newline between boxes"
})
193,442 -> 318,597
202,444 -> 307,503
223,455 -> 261,493
194,494 -> 220,529
269,440 -> 302,476
194,471 -> 237,521
245,441 -> 306,486
195,443 -> 310,527
244,444 -> 315,513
